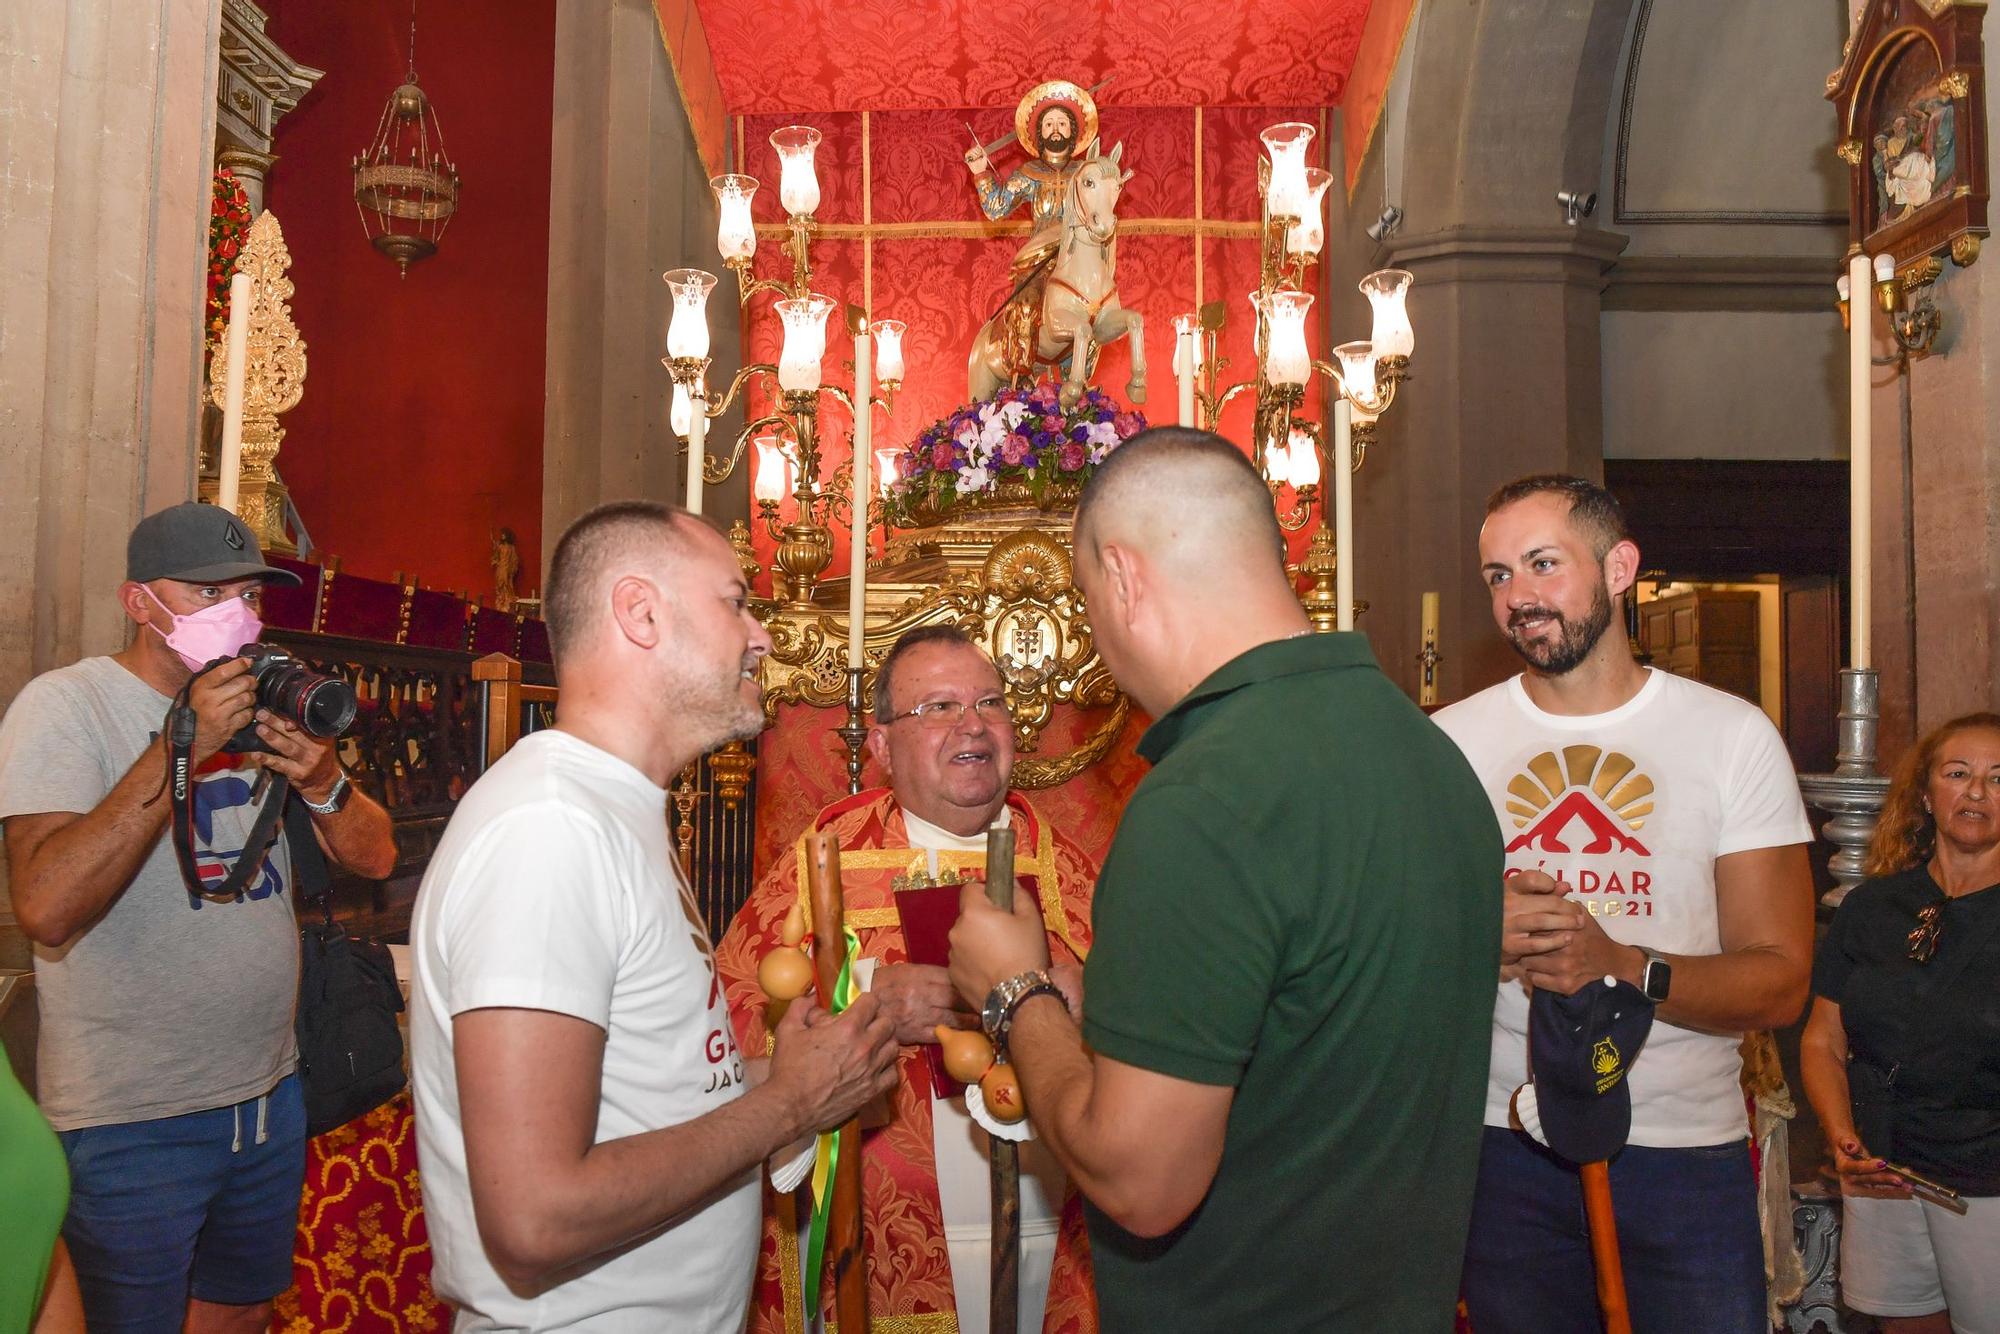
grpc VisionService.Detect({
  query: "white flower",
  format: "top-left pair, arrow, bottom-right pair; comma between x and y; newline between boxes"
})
998,400 -> 1031,431
959,464 -> 994,493
978,414 -> 1008,453
1084,420 -> 1120,449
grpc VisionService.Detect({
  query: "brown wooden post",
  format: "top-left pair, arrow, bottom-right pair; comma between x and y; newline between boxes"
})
806,830 -> 868,1333
472,653 -> 524,770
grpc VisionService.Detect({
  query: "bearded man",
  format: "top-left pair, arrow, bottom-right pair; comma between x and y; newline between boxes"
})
1434,474 -> 1814,1333
716,624 -> 1101,1334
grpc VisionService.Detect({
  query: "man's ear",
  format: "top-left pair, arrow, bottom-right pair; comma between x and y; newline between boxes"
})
118,581 -> 156,627
865,724 -> 892,778
607,575 -> 667,650
1603,538 -> 1642,603
1096,540 -> 1141,631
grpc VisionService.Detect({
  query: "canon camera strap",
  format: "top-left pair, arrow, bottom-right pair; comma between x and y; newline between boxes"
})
164,691 -> 290,903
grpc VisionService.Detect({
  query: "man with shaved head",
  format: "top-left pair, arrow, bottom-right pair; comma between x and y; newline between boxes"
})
950,427 -> 1502,1330
409,501 -> 900,1330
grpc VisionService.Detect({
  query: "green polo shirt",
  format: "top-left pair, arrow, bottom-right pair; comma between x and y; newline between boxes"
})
1081,633 -> 1501,1332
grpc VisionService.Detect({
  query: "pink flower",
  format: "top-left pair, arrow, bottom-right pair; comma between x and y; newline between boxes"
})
1058,442 -> 1087,471
1042,415 -> 1062,432
1113,411 -> 1144,437
999,437 -> 1031,467
931,441 -> 955,470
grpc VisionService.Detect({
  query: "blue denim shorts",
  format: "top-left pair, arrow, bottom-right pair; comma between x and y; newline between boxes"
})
57,1074 -> 305,1331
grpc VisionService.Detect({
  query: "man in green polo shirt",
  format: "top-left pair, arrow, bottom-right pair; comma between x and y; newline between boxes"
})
949,427 -> 1501,1330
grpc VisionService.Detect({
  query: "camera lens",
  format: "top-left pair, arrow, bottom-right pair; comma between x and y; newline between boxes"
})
252,651 -> 358,739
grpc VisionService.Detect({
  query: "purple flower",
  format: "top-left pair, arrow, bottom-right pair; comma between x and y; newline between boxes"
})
1032,429 -> 1056,448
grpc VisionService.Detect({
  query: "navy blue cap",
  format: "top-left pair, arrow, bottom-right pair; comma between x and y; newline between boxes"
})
1527,976 -> 1655,1164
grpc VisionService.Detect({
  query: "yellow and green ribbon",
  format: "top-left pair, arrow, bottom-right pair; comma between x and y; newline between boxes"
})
803,926 -> 862,1313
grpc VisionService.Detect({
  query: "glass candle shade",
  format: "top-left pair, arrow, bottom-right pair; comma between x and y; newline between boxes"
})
871,319 -> 906,386
671,382 -> 693,438
1172,311 -> 1203,372
1288,168 -> 1332,257
1287,427 -> 1322,487
753,436 -> 795,504
1260,122 -> 1315,220
1360,268 -> 1415,360
712,175 -> 758,261
1334,340 -> 1380,408
1263,289 -> 1314,387
770,126 -> 823,219
874,448 -> 900,496
776,294 -> 835,393
663,268 -> 717,359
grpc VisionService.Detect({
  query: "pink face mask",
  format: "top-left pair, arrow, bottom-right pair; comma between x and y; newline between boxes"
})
143,586 -> 264,672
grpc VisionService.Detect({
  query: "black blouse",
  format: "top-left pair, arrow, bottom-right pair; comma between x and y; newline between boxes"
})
1813,866 -> 2000,1194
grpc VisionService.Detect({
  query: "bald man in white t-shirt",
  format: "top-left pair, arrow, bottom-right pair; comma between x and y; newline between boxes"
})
1434,474 -> 1814,1334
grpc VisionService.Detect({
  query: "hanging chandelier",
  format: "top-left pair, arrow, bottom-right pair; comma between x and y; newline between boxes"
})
351,0 -> 459,276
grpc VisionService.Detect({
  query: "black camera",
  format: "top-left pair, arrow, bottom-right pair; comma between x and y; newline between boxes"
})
221,644 -> 359,753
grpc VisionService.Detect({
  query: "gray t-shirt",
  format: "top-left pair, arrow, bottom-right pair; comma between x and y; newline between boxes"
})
0,656 -> 297,1130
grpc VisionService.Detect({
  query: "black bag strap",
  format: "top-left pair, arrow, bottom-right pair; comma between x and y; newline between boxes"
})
282,791 -> 336,927
166,698 -> 289,904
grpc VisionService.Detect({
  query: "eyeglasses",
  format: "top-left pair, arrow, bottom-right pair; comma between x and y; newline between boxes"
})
887,696 -> 1011,729
1907,901 -> 1944,964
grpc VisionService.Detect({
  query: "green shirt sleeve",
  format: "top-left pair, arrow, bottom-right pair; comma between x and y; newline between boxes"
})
1081,781 -> 1280,1087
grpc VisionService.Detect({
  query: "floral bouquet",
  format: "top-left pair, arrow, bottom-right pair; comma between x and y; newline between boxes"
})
884,380 -> 1146,527
205,168 -> 252,362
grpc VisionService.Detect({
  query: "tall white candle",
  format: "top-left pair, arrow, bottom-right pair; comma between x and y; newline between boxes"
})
848,328 -> 871,670
683,383 -> 706,517
1173,318 -> 1197,428
217,271 -> 251,517
1334,397 -> 1355,632
1848,252 -> 1872,671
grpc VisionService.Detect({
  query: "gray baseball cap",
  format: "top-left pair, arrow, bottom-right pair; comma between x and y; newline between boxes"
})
126,502 -> 302,587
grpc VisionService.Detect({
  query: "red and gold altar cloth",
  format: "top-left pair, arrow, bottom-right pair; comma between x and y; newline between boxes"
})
717,786 -> 1101,1334
272,1094 -> 445,1333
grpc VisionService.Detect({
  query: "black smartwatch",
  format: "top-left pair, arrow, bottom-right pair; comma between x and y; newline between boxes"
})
1637,946 -> 1672,1003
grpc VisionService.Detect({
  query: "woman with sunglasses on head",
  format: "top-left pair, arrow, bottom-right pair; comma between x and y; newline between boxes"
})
1801,712 -> 2000,1333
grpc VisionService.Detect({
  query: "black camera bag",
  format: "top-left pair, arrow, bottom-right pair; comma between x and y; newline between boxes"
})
286,798 -> 406,1138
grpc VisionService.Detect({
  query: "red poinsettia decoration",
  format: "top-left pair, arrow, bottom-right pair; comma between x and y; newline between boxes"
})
205,169 -> 252,365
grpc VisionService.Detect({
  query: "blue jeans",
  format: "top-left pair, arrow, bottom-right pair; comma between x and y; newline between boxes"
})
57,1075 -> 305,1332
1461,1126 -> 1767,1334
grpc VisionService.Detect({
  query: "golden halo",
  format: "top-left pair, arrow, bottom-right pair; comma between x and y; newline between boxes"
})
1015,79 -> 1099,158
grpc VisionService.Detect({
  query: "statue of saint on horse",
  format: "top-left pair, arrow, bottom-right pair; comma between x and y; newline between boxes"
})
964,79 -> 1146,409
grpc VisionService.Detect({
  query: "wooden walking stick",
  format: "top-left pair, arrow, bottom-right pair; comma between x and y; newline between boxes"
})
1580,1161 -> 1632,1334
806,830 -> 869,1333
984,824 -> 1022,1334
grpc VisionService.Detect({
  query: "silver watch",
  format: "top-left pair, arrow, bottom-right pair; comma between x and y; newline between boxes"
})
981,969 -> 1058,1050
301,771 -> 350,816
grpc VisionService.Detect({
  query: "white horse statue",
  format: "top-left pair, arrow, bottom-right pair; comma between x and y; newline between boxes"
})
967,143 -> 1146,410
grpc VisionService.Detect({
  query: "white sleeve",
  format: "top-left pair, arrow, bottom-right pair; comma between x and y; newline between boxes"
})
1716,707 -> 1813,857
435,804 -> 628,1029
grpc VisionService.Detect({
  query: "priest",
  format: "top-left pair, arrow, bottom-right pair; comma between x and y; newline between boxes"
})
716,625 -> 1102,1334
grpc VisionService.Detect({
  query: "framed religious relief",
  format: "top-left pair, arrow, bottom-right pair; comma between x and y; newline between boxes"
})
1829,0 -> 1989,270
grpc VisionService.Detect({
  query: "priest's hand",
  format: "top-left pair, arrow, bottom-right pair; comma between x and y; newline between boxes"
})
947,878 -> 1052,1011
871,963 -> 974,1045
1501,870 -> 1586,986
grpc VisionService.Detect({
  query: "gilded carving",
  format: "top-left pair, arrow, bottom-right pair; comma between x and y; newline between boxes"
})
206,210 -> 307,553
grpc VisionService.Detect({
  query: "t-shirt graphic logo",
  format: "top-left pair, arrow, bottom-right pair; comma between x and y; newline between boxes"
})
1504,746 -> 1652,857
186,772 -> 284,905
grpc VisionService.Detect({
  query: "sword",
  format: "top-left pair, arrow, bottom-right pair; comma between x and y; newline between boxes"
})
967,76 -> 1114,164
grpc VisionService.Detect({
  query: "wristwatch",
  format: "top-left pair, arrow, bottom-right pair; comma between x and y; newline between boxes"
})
301,771 -> 351,816
981,969 -> 1061,1052
1637,946 -> 1672,1003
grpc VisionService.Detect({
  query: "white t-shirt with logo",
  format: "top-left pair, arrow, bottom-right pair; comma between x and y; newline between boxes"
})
409,730 -> 756,1332
1434,669 -> 1811,1148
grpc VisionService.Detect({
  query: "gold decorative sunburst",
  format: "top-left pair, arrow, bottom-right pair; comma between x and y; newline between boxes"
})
1503,746 -> 1654,830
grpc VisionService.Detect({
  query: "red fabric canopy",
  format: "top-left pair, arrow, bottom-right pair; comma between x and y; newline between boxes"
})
691,0 -> 1374,113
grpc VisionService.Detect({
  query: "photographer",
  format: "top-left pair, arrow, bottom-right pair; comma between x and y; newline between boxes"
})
0,502 -> 394,1334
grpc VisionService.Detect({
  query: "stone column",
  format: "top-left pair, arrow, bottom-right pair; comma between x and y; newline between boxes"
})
543,0 -> 745,579
0,0 -> 221,705
1358,226 -> 1629,697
